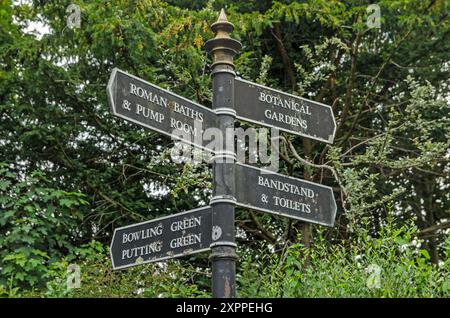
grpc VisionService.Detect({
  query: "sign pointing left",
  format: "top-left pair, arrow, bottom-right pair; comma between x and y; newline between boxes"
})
107,68 -> 218,151
110,207 -> 212,270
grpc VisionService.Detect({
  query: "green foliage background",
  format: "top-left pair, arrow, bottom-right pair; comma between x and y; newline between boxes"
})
0,0 -> 449,297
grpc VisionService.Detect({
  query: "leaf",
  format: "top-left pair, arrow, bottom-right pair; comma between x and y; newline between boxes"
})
59,198 -> 76,208
0,180 -> 11,191
419,249 -> 430,260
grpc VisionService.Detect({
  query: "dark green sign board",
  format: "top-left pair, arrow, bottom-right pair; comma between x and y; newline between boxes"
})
234,78 -> 336,144
107,68 -> 218,151
110,207 -> 212,270
235,163 -> 337,227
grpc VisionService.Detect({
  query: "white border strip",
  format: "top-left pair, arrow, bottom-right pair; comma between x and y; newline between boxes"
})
210,151 -> 236,161
210,241 -> 237,248
210,197 -> 237,205
210,68 -> 236,76
215,107 -> 237,117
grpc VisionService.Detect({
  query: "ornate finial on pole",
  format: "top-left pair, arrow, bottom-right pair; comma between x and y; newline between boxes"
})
217,8 -> 227,22
205,8 -> 241,69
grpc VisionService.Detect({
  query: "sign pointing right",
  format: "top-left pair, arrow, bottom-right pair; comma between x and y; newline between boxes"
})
234,78 -> 336,144
235,163 -> 337,227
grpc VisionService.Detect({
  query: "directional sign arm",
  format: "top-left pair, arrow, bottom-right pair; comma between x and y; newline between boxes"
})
110,207 -> 212,270
234,78 -> 336,144
234,163 -> 337,227
107,68 -> 218,151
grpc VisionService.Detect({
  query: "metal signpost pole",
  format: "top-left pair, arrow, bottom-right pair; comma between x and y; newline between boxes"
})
205,9 -> 241,298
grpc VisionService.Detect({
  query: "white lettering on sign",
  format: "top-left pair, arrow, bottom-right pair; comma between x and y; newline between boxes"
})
170,216 -> 202,232
257,176 -> 315,198
122,223 -> 163,244
130,83 -> 168,108
273,195 -> 311,213
264,109 -> 307,129
258,91 -> 311,130
258,92 -> 311,115
170,118 -> 199,136
121,241 -> 163,260
136,104 -> 164,123
173,102 -> 204,122
170,233 -> 202,249
129,83 -> 204,123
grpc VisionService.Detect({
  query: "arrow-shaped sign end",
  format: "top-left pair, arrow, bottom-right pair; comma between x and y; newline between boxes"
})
328,191 -> 338,227
106,68 -> 118,116
329,108 -> 337,144
109,227 -> 118,270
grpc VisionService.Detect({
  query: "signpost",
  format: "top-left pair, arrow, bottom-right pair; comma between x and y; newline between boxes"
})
107,68 -> 218,151
235,163 -> 337,227
234,78 -> 336,144
110,207 -> 212,270
107,9 -> 338,298
204,9 -> 241,298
